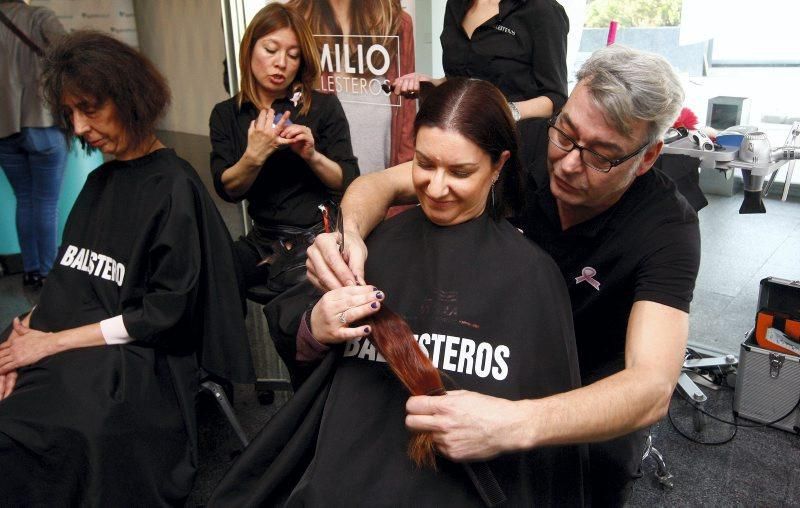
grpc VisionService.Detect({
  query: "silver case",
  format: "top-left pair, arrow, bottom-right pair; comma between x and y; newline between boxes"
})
733,334 -> 800,434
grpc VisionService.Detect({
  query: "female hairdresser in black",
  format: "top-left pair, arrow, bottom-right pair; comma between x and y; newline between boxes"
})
210,3 -> 359,289
393,0 -> 568,121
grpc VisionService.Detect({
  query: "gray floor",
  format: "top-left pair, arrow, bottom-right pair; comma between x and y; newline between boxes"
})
1,191 -> 798,506
692,193 -> 800,354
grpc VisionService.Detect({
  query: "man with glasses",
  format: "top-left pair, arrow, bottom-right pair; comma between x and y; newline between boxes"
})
305,45 -> 700,505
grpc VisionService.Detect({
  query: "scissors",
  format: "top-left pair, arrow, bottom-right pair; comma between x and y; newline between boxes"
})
335,208 -> 344,256
319,204 -> 344,256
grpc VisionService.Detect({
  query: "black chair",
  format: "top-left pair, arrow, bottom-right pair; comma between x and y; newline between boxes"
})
246,285 -> 293,405
199,373 -> 250,448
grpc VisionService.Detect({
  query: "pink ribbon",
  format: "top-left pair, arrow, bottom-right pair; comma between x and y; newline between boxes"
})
290,91 -> 302,107
575,267 -> 601,290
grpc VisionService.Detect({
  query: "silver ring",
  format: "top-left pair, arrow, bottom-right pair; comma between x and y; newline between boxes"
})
338,311 -> 347,324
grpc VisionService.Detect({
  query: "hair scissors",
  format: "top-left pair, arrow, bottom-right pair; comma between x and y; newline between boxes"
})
335,208 -> 344,256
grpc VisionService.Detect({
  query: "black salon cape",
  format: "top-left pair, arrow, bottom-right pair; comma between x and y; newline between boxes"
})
0,149 -> 253,506
210,207 -> 586,507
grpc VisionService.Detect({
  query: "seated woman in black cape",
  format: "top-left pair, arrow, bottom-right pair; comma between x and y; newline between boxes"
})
210,78 -> 586,506
0,32 -> 252,505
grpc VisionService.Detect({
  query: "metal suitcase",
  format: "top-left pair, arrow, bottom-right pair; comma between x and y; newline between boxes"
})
733,333 -> 800,434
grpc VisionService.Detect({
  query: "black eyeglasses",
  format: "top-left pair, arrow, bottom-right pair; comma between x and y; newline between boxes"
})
546,116 -> 650,173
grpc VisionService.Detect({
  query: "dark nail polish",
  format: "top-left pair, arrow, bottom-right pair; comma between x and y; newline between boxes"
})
371,302 -> 378,309
363,326 -> 371,334
376,291 -> 384,300
372,286 -> 378,291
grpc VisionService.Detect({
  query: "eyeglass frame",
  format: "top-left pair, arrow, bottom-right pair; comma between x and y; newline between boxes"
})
546,115 -> 650,173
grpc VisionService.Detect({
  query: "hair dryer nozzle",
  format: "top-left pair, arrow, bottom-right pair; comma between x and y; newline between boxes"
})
739,190 -> 766,214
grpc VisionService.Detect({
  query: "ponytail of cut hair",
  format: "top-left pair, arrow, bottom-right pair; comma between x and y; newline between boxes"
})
366,306 -> 445,469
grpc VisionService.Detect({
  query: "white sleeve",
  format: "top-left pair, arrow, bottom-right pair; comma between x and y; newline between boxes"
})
100,315 -> 133,344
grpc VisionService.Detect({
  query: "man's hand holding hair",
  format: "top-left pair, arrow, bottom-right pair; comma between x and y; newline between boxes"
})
405,390 -> 535,462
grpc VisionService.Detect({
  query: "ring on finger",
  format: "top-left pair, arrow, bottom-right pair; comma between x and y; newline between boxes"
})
338,310 -> 347,324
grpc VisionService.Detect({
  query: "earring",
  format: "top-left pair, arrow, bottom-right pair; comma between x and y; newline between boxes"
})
491,182 -> 496,209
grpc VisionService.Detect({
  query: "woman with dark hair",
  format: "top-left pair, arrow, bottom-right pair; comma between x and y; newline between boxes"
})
0,31 -> 252,505
210,2 -> 359,291
286,0 -> 416,172
210,78 -> 586,507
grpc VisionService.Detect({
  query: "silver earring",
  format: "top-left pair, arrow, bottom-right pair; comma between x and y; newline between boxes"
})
491,182 -> 496,209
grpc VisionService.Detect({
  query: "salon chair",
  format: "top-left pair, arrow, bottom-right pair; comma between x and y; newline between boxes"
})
247,284 -> 293,405
199,372 -> 250,448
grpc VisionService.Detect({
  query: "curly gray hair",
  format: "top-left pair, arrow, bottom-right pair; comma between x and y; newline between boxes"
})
576,45 -> 684,145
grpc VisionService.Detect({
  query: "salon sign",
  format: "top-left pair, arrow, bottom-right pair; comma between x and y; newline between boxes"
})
317,35 -> 400,106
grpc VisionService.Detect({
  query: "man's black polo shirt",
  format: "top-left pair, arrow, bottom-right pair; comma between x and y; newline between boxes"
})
518,119 -> 701,502
519,120 -> 701,383
440,0 -> 568,109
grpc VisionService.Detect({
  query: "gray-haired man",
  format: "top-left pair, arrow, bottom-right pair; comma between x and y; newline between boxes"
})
306,45 -> 700,505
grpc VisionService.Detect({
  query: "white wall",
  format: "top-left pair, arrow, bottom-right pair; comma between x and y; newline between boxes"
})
133,0 -> 230,136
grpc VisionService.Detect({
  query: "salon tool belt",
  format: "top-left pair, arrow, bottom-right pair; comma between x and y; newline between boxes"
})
754,277 -> 800,357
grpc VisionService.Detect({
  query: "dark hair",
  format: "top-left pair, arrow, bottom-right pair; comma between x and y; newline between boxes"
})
414,78 -> 524,220
41,31 -> 171,152
238,3 -> 320,115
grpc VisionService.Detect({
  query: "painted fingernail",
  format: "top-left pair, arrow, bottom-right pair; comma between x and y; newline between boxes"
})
363,326 -> 371,334
376,291 -> 384,300
371,302 -> 378,309
372,286 -> 377,291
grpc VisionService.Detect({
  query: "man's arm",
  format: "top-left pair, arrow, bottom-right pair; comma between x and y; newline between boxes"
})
405,300 -> 688,460
306,161 -> 416,289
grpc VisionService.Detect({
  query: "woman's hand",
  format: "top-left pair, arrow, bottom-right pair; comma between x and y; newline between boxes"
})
0,318 -> 55,375
244,109 -> 291,166
391,72 -> 433,96
280,123 -> 316,161
310,286 -> 384,344
0,370 -> 17,400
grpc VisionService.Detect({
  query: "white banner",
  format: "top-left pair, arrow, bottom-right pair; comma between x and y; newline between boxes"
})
29,0 -> 138,48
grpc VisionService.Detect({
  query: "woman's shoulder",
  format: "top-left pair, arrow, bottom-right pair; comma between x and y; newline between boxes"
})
526,0 -> 568,18
210,95 -> 242,119
127,149 -> 205,194
307,89 -> 342,109
492,218 -> 561,272
397,9 -> 413,34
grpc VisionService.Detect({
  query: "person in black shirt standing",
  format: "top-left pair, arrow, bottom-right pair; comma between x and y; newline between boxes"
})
306,45 -> 701,506
209,3 -> 359,289
391,0 -> 568,121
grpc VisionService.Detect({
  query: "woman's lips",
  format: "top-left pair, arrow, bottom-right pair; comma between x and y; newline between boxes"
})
269,74 -> 286,85
424,196 -> 455,208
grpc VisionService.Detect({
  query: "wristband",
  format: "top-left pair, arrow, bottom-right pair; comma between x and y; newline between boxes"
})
508,101 -> 521,122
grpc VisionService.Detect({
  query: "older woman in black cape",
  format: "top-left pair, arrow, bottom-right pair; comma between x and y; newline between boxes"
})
0,32 -> 253,506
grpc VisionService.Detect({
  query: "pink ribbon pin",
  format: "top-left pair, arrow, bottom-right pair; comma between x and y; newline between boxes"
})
575,267 -> 601,290
290,91 -> 302,107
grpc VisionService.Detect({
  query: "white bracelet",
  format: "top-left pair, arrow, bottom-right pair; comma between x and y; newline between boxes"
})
508,101 -> 521,122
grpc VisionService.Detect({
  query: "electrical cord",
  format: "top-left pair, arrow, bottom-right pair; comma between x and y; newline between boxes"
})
668,364 -> 800,445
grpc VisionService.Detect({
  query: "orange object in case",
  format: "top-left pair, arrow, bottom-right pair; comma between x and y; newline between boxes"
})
755,311 -> 800,356
753,277 -> 800,356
